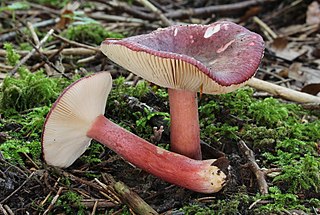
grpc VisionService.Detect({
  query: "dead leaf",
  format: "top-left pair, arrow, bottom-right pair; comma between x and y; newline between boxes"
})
240,6 -> 262,23
268,42 -> 308,61
55,2 -> 81,29
271,36 -> 288,51
289,65 -> 320,85
301,83 -> 320,95
306,1 -> 320,25
288,63 -> 304,82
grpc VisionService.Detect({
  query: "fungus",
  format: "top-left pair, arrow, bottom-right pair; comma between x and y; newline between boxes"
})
101,20 -> 265,159
41,72 -> 229,193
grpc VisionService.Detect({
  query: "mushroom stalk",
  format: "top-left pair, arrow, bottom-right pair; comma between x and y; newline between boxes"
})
168,89 -> 202,160
87,114 -> 226,193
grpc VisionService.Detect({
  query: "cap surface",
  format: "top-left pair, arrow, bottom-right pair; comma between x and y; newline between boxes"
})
101,21 -> 264,94
41,72 -> 112,168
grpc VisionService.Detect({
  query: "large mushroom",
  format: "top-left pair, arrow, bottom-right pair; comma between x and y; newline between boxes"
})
41,71 -> 229,193
101,21 -> 264,160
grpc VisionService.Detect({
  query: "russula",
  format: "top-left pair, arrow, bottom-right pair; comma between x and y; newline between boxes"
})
101,20 -> 265,160
41,72 -> 229,193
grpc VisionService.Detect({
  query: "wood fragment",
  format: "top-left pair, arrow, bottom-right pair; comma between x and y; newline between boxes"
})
113,181 -> 159,215
238,140 -> 268,195
247,77 -> 320,103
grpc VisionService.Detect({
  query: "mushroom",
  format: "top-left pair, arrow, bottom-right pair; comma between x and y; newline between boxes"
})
41,71 -> 229,193
100,20 -> 265,160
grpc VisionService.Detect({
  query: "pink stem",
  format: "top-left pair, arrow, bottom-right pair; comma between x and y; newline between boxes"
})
87,115 -> 228,193
168,89 -> 202,160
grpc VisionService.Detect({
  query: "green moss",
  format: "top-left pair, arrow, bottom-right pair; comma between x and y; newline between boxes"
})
0,68 -> 74,115
254,186 -> 308,214
79,142 -> 104,165
181,187 -> 251,215
4,42 -> 20,66
0,139 -> 41,165
62,23 -> 123,45
56,191 -> 85,214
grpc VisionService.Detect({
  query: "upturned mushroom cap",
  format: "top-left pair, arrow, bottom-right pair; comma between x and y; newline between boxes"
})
101,20 -> 264,94
41,72 -> 112,168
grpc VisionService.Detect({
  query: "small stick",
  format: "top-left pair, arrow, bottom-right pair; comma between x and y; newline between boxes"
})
3,205 -> 13,215
22,152 -> 40,169
0,47 -> 96,57
40,177 -> 61,206
135,0 -> 172,26
90,12 -> 150,25
31,44 -> 67,72
90,200 -> 98,215
247,77 -> 320,103
252,16 -> 277,39
0,204 -> 8,215
52,33 -> 99,51
95,178 -> 121,204
43,187 -> 64,215
9,29 -> 54,76
27,22 -> 52,75
238,140 -> 268,194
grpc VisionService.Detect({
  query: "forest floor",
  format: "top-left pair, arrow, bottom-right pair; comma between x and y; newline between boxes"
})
0,0 -> 320,214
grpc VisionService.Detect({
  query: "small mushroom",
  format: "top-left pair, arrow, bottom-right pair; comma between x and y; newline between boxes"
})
101,21 -> 265,159
41,72 -> 229,193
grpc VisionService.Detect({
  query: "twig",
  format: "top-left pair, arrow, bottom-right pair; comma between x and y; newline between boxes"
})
90,200 -> 98,215
40,177 -> 61,207
164,0 -> 275,19
247,77 -> 320,103
0,204 -> 8,215
90,12 -> 150,25
9,29 -> 54,76
43,187 -> 64,215
52,33 -> 99,51
94,178 -> 121,204
0,18 -> 58,42
3,205 -> 13,215
31,44 -> 68,72
113,181 -> 159,215
252,16 -> 277,40
29,43 -> 70,79
22,152 -> 40,169
135,0 -> 172,26
0,47 -> 96,57
0,172 -> 36,204
106,0 -> 156,20
27,22 -> 52,75
238,140 -> 268,195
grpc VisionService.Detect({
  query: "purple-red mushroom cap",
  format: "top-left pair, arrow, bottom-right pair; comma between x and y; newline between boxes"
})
101,20 -> 264,94
41,72 -> 112,168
